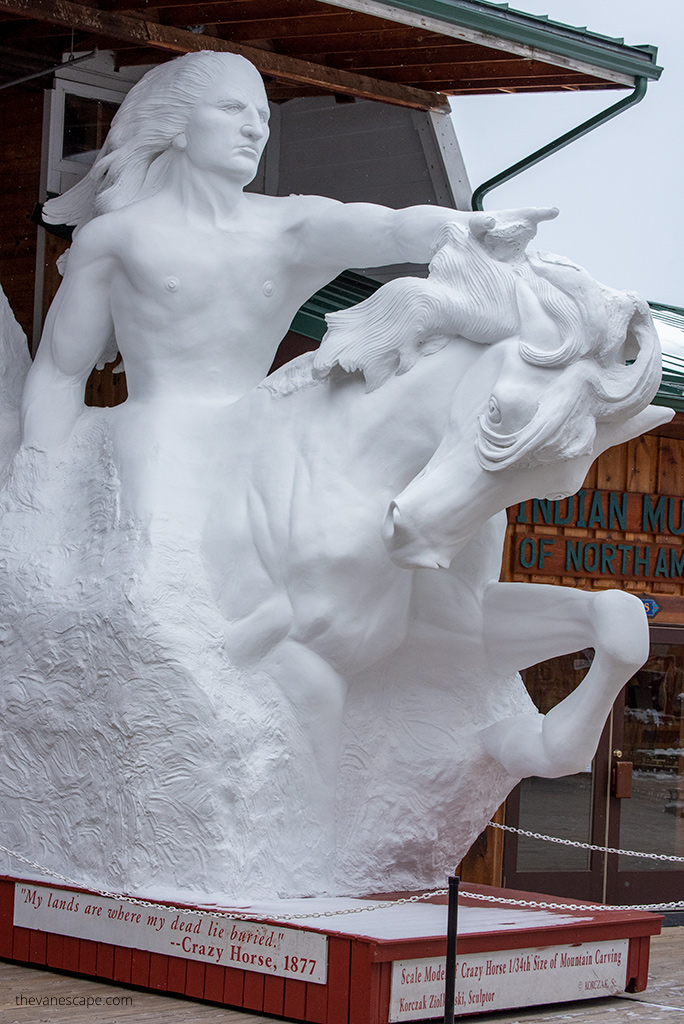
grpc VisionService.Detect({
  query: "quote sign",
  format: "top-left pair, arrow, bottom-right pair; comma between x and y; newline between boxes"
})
14,883 -> 328,984
389,939 -> 629,1021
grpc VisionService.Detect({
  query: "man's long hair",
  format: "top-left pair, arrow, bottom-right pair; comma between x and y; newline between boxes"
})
42,51 -> 262,232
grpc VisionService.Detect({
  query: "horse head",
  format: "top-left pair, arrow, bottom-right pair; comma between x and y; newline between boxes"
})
382,248 -> 672,568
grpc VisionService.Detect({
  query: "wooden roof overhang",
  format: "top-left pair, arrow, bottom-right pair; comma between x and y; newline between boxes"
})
0,0 -> 662,108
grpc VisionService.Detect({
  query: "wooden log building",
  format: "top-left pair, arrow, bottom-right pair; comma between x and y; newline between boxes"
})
0,0 -> 681,907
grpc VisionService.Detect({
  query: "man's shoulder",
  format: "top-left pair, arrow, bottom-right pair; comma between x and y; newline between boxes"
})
245,191 -> 340,227
71,208 -> 131,254
70,201 -> 155,262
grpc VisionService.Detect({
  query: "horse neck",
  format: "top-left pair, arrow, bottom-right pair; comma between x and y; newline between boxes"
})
328,340 -> 483,490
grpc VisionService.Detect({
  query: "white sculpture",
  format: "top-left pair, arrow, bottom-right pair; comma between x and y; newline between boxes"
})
0,52 -> 672,901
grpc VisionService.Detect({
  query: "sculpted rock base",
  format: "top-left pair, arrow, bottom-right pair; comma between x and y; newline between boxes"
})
0,426 -> 321,900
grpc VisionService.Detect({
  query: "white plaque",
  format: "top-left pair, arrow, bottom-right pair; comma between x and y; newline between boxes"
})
389,939 -> 629,1021
14,883 -> 327,984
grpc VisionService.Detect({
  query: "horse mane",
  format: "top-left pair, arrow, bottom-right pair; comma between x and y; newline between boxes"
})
312,223 -> 609,395
264,221 -> 661,469
313,223 -> 523,391
475,276 -> 662,472
313,278 -> 458,392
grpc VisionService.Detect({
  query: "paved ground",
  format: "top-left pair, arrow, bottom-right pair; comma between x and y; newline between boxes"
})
1,927 -> 682,1023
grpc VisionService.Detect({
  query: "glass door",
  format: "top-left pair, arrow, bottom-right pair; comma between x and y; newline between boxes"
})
503,628 -> 684,906
607,629 -> 684,905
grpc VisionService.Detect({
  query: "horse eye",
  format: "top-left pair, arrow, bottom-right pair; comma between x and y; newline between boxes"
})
487,396 -> 502,424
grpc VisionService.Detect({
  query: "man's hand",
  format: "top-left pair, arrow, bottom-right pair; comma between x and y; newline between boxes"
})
467,207 -> 559,263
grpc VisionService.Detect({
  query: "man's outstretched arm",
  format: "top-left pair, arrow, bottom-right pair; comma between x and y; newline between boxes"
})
21,222 -> 117,451
297,199 -> 558,272
297,197 -> 472,271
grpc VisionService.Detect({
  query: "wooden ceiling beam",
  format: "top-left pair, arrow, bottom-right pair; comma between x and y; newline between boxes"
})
0,0 -> 449,108
295,43 -> 521,71
232,27 -> 464,55
154,0 -> 327,21
433,75 -> 619,94
101,0 -> 273,9
357,58 -> 583,85
180,12 -> 391,41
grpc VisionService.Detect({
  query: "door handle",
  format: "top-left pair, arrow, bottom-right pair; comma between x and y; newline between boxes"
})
611,760 -> 633,799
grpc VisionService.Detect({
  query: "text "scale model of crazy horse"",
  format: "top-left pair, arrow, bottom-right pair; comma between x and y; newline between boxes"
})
0,51 -> 673,903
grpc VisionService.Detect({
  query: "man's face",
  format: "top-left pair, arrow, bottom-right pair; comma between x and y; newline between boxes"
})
183,64 -> 270,184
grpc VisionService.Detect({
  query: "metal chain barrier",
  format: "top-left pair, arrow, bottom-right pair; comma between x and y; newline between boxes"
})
2,823 -> 684,921
488,821 -> 684,862
459,888 -> 684,914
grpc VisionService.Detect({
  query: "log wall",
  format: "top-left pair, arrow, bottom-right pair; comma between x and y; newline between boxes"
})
0,85 -> 43,346
503,423 -> 684,625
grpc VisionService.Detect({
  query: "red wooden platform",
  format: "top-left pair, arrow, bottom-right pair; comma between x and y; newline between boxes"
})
0,876 -> 661,1022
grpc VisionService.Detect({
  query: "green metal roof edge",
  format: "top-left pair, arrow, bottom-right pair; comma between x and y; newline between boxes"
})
652,390 -> 684,414
651,302 -> 684,411
290,270 -> 381,341
366,0 -> 662,82
650,301 -> 684,318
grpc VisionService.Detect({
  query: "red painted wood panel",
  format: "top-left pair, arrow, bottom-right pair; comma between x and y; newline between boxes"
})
242,970 -> 265,1011
637,935 -> 652,992
149,951 -> 169,989
305,977 -> 328,1023
11,925 -> 30,962
223,965 -> 245,1008
112,945 -> 133,984
327,935 -> 351,1024
46,932 -> 64,969
262,974 -> 285,1015
625,934 -> 640,990
185,960 -> 206,999
204,963 -> 226,1003
95,942 -> 115,979
349,941 -> 376,1024
62,935 -> 80,972
166,954 -> 188,994
111,942 -> 132,983
130,948 -> 151,987
626,935 -> 651,993
0,880 -> 14,958
367,959 -> 385,1024
284,976 -> 307,1020
29,928 -> 47,964
377,962 -> 392,1024
78,938 -> 98,976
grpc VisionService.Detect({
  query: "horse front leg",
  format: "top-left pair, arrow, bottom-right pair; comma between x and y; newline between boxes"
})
479,583 -> 648,778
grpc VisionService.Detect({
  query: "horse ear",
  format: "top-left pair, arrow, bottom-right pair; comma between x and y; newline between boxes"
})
590,296 -> 662,421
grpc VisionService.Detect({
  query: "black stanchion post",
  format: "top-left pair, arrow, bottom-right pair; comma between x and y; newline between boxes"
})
444,875 -> 460,1024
